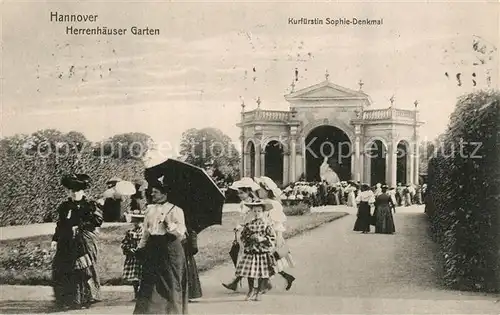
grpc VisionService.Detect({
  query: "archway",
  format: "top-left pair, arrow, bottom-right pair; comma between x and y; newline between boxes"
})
246,141 -> 256,178
396,141 -> 409,185
264,140 -> 284,186
305,125 -> 352,182
369,140 -> 387,185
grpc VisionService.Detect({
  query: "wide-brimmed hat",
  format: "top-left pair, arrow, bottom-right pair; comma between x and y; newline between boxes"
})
243,199 -> 273,211
229,177 -> 260,191
381,184 -> 389,189
106,177 -> 123,185
61,174 -> 91,191
254,176 -> 282,198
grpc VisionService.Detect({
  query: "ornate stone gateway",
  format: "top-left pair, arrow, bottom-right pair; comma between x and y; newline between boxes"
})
237,76 -> 424,187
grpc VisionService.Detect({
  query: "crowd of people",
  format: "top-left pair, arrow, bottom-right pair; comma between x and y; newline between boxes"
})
49,170 -> 425,313
49,173 -> 295,313
280,181 -> 427,208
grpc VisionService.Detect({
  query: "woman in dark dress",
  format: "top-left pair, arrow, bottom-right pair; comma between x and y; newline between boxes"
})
133,181 -> 188,314
353,184 -> 375,233
51,174 -> 103,310
374,185 -> 396,234
182,227 -> 203,301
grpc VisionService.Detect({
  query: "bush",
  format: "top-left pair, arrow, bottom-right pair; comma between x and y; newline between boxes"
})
0,242 -> 54,272
283,203 -> 311,216
0,130 -> 148,227
427,90 -> 500,293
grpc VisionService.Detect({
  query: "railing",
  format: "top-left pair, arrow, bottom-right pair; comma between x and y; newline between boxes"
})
242,109 -> 292,123
363,108 -> 416,121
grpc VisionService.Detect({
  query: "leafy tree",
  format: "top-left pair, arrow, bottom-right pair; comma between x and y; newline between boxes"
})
179,127 -> 240,178
94,132 -> 153,160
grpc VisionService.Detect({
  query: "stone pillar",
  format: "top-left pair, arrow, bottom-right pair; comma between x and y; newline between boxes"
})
290,139 -> 296,182
283,150 -> 290,185
364,151 -> 371,185
353,125 -> 362,182
243,152 -> 250,177
260,148 -> 266,177
255,143 -> 261,177
409,154 -> 415,185
390,145 -> 397,187
414,142 -> 420,185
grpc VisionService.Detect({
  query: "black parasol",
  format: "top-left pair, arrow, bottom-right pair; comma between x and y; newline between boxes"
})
144,159 -> 225,233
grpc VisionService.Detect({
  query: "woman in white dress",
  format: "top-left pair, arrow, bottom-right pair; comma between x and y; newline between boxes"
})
255,177 -> 296,292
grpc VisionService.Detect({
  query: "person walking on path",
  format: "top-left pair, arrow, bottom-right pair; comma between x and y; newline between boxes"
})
353,184 -> 375,234
133,182 -> 188,314
255,177 -> 296,292
182,227 -> 203,301
235,199 -> 276,301
222,178 -> 260,292
51,174 -> 103,311
121,214 -> 144,301
374,185 -> 396,234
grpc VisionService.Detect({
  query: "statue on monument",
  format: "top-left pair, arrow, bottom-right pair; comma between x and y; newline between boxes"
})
319,156 -> 340,185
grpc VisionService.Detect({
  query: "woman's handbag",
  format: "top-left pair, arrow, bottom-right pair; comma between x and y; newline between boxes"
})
274,244 -> 290,259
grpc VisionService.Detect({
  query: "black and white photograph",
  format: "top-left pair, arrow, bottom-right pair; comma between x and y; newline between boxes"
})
0,1 -> 499,314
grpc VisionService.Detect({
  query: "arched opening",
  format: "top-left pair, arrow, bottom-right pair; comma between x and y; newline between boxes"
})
396,141 -> 409,185
247,141 -> 256,178
369,140 -> 387,185
305,125 -> 351,182
264,140 -> 284,186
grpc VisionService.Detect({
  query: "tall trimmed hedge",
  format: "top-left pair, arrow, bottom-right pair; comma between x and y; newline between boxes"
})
0,131 -> 147,227
427,90 -> 500,292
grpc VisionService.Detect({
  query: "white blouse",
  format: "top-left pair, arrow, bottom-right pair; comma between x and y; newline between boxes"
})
138,202 -> 186,248
356,190 -> 376,204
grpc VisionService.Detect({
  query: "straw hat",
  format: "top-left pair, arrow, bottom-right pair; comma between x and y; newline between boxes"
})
243,199 -> 274,211
229,177 -> 260,191
254,176 -> 282,198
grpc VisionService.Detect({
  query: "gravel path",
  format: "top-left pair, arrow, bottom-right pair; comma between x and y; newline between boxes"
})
1,205 -> 498,314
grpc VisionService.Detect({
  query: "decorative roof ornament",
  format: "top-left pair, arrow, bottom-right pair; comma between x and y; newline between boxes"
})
325,69 -> 330,81
358,79 -> 364,91
240,96 -> 245,112
389,95 -> 395,107
290,80 -> 296,93
414,100 -> 418,109
256,96 -> 261,109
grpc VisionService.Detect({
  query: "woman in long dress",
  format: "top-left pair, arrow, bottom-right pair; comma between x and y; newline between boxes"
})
374,185 -> 396,234
255,177 -> 296,292
346,183 -> 357,207
133,182 -> 188,314
182,227 -> 203,301
51,174 -> 103,310
353,184 -> 375,233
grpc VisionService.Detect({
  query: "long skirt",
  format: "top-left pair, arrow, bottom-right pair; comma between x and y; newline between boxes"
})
353,202 -> 371,232
186,255 -> 202,300
52,230 -> 101,308
375,205 -> 396,234
133,234 -> 188,314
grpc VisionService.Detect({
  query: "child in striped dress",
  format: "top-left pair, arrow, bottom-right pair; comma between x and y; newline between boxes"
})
121,214 -> 144,300
235,200 -> 276,301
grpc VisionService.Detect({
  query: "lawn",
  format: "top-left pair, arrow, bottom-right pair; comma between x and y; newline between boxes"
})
0,211 -> 348,285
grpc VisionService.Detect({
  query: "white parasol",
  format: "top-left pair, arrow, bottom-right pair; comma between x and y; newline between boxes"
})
115,180 -> 137,196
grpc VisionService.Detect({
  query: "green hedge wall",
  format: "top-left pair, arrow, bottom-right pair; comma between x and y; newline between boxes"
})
427,90 -> 500,293
0,136 -> 146,227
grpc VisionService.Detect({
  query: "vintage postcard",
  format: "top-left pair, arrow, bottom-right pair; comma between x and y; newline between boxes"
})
1,1 -> 499,314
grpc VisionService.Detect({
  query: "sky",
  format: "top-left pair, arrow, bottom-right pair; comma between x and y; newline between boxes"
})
1,1 -> 499,162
